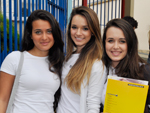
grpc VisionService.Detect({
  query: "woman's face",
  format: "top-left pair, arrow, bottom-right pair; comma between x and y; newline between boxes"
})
31,19 -> 54,55
70,14 -> 92,53
105,26 -> 128,67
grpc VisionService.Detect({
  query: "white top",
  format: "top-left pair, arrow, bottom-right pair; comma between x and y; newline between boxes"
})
101,67 -> 117,105
57,53 -> 80,113
57,53 -> 107,113
0,51 -> 60,113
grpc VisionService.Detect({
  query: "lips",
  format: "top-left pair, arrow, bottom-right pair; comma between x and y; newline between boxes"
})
41,42 -> 49,46
111,51 -> 121,56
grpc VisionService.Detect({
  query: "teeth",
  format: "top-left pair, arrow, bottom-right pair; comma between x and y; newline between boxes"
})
112,51 -> 120,55
76,37 -> 83,40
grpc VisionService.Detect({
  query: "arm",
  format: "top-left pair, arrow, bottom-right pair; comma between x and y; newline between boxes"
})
0,51 -> 19,113
0,71 -> 15,113
87,61 -> 107,113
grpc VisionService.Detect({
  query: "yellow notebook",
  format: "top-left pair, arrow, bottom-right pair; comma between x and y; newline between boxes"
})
103,75 -> 149,113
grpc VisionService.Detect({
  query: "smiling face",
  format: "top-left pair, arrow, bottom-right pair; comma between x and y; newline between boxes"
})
105,26 -> 128,67
30,19 -> 54,56
70,14 -> 92,53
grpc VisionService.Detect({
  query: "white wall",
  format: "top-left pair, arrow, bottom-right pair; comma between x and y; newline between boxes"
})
133,0 -> 150,51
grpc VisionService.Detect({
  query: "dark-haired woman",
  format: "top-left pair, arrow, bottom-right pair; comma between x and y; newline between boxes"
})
101,18 -> 150,113
0,10 -> 64,113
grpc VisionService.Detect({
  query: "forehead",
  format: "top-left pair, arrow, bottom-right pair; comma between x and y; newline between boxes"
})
32,19 -> 51,29
71,14 -> 88,26
106,26 -> 125,39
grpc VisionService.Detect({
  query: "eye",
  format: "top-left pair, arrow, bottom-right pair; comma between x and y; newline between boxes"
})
47,30 -> 52,34
83,27 -> 89,31
120,41 -> 126,43
71,26 -> 77,29
107,39 -> 114,43
120,39 -> 126,43
35,31 -> 41,34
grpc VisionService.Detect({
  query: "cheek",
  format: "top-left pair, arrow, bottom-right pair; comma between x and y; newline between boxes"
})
124,45 -> 128,55
122,44 -> 128,52
87,33 -> 92,39
50,36 -> 55,45
70,29 -> 75,36
50,35 -> 54,40
105,43 -> 111,51
83,30 -> 91,37
32,36 -> 39,43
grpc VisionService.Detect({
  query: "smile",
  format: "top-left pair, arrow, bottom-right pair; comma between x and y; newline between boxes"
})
111,51 -> 121,56
41,42 -> 49,46
75,37 -> 84,41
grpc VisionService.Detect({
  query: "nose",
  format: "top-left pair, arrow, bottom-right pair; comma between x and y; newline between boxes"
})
113,41 -> 119,49
76,28 -> 82,35
42,33 -> 47,40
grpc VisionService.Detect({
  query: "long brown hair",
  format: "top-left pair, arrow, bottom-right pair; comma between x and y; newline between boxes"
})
102,19 -> 146,79
65,6 -> 104,93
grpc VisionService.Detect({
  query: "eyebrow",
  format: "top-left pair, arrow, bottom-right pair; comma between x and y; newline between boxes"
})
71,24 -> 88,27
33,28 -> 52,31
107,37 -> 125,39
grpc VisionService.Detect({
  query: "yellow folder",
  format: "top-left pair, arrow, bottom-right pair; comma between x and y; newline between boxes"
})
103,75 -> 149,113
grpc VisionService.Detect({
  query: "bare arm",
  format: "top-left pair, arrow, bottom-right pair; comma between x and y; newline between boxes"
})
0,71 -> 15,113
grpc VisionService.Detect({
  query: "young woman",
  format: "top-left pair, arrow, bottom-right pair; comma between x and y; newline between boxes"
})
0,10 -> 64,113
101,18 -> 150,113
57,6 -> 106,113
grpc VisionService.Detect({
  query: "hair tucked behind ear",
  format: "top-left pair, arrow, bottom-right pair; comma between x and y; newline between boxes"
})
65,6 -> 104,94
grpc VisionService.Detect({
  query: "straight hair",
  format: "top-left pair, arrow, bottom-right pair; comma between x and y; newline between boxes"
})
65,6 -> 104,93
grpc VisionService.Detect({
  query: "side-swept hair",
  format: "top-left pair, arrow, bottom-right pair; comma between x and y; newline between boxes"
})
102,18 -> 146,79
65,6 -> 104,93
21,10 -> 64,110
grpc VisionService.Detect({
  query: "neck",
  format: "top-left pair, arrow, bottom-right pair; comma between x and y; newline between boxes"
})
76,45 -> 85,53
28,49 -> 48,57
111,61 -> 119,68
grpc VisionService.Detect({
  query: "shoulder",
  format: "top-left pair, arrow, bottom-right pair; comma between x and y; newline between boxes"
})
0,51 -> 22,75
92,60 -> 106,72
3,51 -> 22,64
6,51 -> 21,60
90,60 -> 107,79
92,60 -> 103,68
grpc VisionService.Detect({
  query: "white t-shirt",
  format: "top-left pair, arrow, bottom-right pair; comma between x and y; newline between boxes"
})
0,51 -> 60,113
57,53 -> 80,113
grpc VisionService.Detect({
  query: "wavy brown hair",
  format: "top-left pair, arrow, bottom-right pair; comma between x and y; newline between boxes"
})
65,6 -> 104,94
102,19 -> 146,79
